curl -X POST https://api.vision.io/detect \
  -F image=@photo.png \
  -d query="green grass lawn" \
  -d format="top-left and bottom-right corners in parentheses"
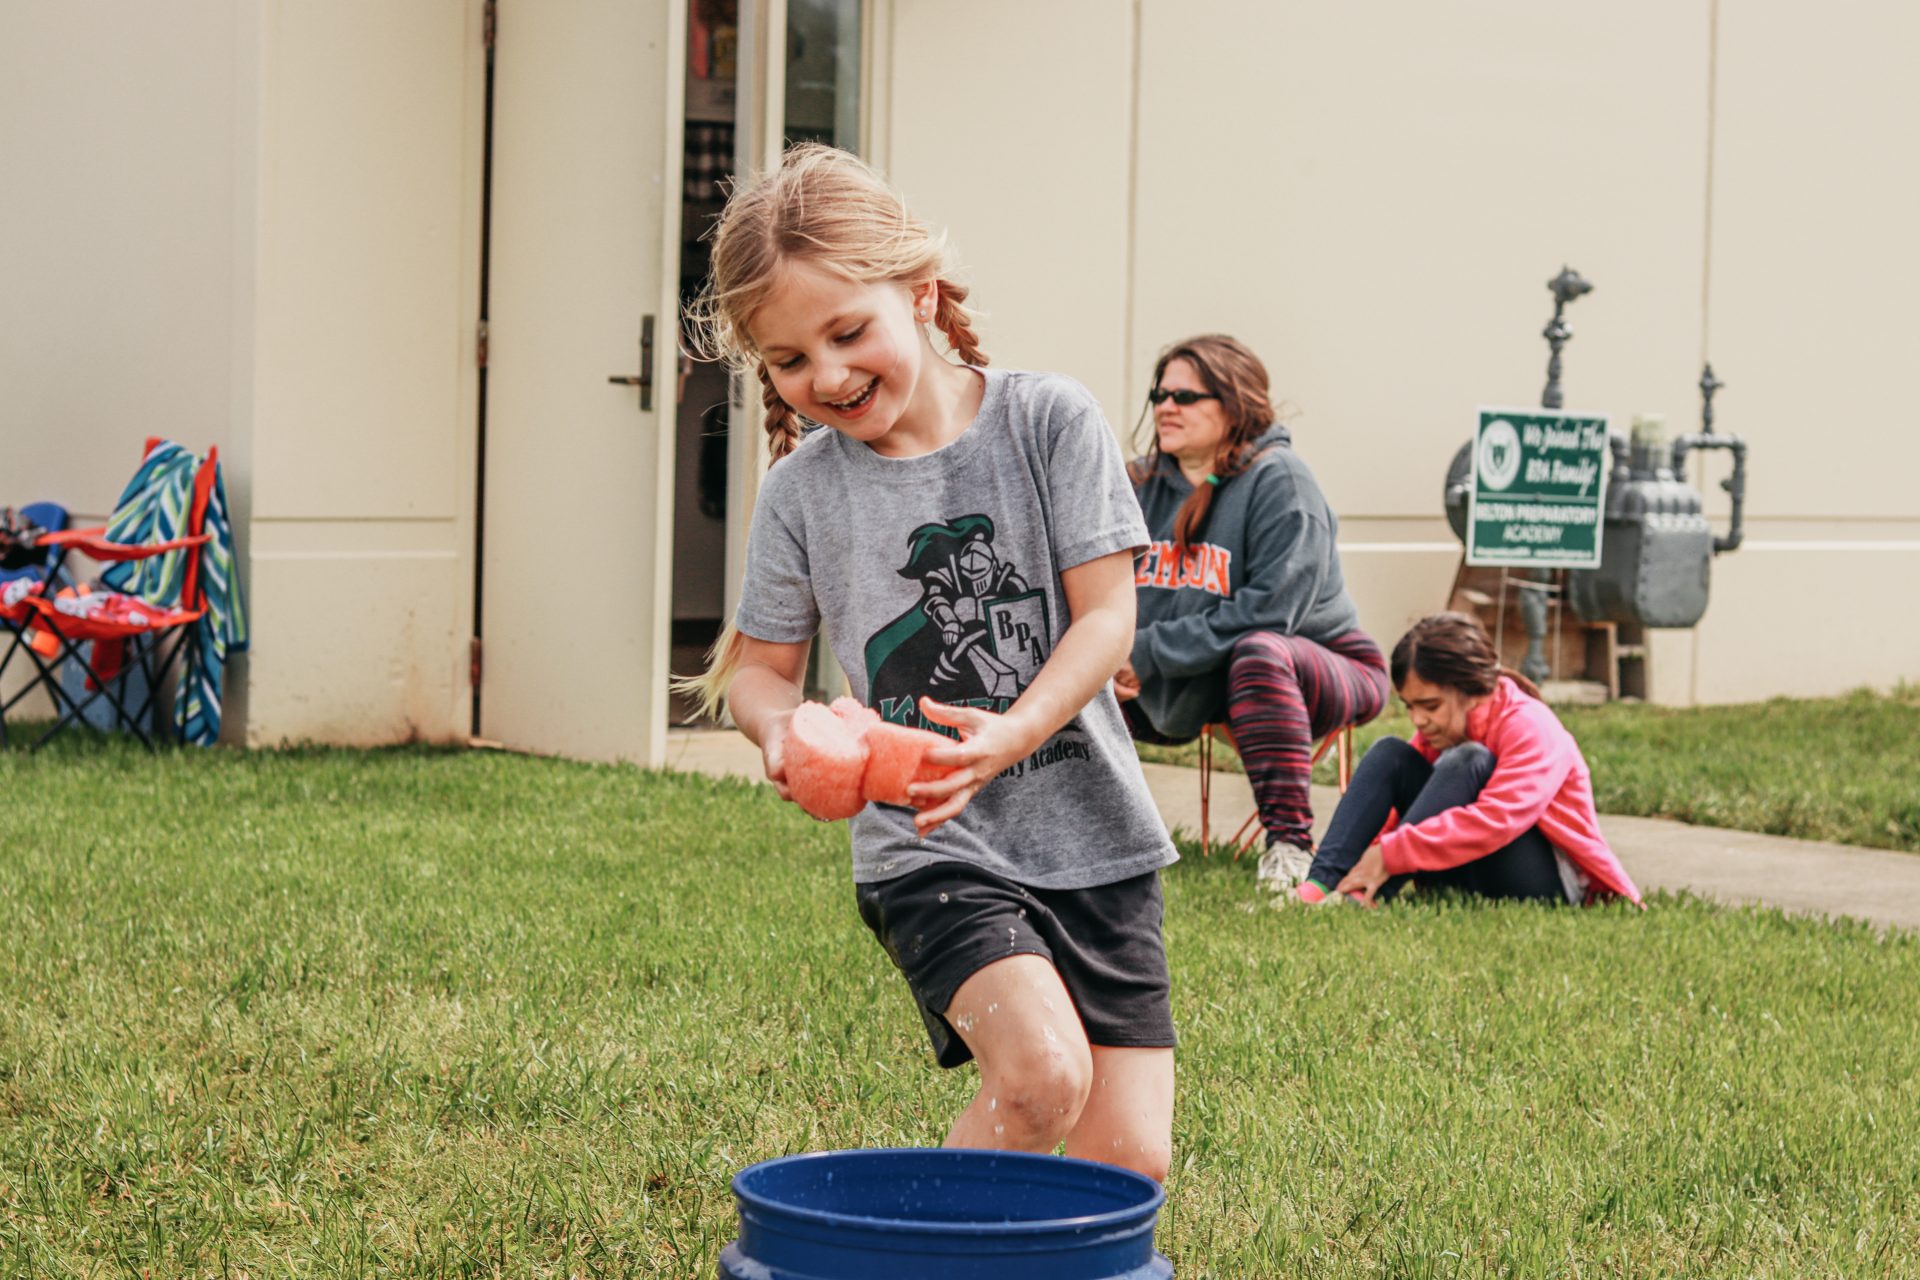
top-left (3, 742), bottom-right (1917, 1276)
top-left (1137, 686), bottom-right (1920, 854)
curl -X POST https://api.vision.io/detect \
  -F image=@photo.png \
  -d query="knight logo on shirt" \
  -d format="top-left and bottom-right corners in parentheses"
top-left (864, 514), bottom-right (1052, 725)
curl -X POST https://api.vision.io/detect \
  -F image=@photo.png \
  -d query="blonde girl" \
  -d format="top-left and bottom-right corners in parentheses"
top-left (685, 144), bottom-right (1178, 1181)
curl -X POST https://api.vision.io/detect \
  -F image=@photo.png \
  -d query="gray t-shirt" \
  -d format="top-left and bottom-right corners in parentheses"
top-left (736, 367), bottom-right (1179, 890)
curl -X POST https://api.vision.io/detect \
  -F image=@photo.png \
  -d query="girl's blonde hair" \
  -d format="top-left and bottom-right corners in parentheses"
top-left (677, 143), bottom-right (989, 720)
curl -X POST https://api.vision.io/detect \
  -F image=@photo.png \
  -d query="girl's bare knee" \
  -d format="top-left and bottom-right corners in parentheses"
top-left (988, 1048), bottom-right (1092, 1147)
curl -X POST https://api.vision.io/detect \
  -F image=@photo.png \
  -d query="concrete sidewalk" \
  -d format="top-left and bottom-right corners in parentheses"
top-left (663, 728), bottom-right (1920, 933)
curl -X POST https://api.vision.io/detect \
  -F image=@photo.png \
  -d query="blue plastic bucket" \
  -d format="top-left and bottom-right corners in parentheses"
top-left (719, 1148), bottom-right (1172, 1279)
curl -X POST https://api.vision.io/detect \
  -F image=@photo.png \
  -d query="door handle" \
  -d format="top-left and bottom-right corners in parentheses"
top-left (607, 314), bottom-right (655, 410)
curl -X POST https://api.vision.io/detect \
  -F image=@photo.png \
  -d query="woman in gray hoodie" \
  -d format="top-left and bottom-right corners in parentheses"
top-left (1117, 335), bottom-right (1389, 887)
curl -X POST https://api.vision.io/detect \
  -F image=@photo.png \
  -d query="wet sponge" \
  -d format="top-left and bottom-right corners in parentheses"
top-left (783, 699), bottom-right (953, 819)
top-left (829, 696), bottom-right (881, 735)
top-left (861, 721), bottom-right (950, 807)
top-left (784, 702), bottom-right (869, 821)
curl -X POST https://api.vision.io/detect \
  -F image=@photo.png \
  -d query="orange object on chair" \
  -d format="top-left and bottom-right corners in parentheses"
top-left (1197, 721), bottom-right (1356, 858)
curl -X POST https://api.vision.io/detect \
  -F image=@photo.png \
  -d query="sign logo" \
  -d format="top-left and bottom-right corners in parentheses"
top-left (1477, 419), bottom-right (1523, 491)
top-left (1466, 407), bottom-right (1611, 570)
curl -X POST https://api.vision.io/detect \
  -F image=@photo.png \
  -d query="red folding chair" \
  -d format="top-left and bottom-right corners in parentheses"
top-left (1197, 721), bottom-right (1355, 858)
top-left (0, 447), bottom-right (219, 751)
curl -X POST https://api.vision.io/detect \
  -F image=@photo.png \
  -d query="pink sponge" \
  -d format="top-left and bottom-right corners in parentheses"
top-left (830, 696), bottom-right (881, 734)
top-left (783, 702), bottom-right (870, 821)
top-left (862, 720), bottom-right (952, 807)
top-left (783, 698), bottom-right (956, 819)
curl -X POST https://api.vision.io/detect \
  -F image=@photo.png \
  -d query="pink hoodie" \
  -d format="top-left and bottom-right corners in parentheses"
top-left (1378, 676), bottom-right (1643, 904)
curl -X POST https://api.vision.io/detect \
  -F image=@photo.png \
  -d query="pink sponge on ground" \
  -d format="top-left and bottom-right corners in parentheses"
top-left (783, 702), bottom-right (870, 821)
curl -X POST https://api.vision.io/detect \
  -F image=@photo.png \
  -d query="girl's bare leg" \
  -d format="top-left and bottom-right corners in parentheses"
top-left (1063, 1046), bottom-right (1174, 1183)
top-left (942, 954), bottom-right (1093, 1154)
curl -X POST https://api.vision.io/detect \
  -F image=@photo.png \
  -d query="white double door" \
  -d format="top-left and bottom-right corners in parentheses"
top-left (481, 0), bottom-right (685, 763)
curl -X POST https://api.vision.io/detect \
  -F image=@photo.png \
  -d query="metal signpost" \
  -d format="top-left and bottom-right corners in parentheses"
top-left (1465, 407), bottom-right (1611, 570)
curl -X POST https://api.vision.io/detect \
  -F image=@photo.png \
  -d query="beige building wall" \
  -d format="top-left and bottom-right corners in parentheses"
top-left (874, 0), bottom-right (1917, 704)
top-left (8, 2), bottom-right (1916, 747)
top-left (2, 1), bottom-right (249, 720)
top-left (2, 0), bottom-right (483, 743)
top-left (2, 2), bottom-right (245, 515)
top-left (1131, 0), bottom-right (1711, 705)
top-left (1687, 3), bottom-right (1920, 703)
top-left (872, 0), bottom-right (1135, 424)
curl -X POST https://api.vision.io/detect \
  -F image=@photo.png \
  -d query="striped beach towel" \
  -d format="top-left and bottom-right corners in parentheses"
top-left (99, 441), bottom-right (249, 745)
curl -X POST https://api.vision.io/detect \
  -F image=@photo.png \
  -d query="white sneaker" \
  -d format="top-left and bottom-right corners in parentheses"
top-left (1255, 843), bottom-right (1314, 892)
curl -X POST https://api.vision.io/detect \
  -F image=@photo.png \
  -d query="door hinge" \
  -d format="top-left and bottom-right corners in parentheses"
top-left (469, 636), bottom-right (483, 687)
top-left (476, 320), bottom-right (489, 369)
top-left (483, 0), bottom-right (497, 51)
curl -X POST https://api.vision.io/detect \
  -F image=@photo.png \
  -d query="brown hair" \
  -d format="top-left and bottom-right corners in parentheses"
top-left (1128, 334), bottom-right (1278, 556)
top-left (1389, 612), bottom-right (1542, 700)
top-left (688, 143), bottom-right (988, 463)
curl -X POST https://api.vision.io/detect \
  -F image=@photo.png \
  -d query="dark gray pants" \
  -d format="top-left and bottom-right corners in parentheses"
top-left (1305, 738), bottom-right (1565, 903)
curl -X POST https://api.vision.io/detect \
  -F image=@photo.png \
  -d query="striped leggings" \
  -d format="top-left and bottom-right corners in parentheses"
top-left (1132, 630), bottom-right (1390, 852)
top-left (1226, 630), bottom-right (1390, 850)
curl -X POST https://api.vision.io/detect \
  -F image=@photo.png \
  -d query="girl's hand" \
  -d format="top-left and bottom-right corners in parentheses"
top-left (908, 697), bottom-right (1039, 835)
top-left (1334, 843), bottom-right (1391, 905)
top-left (1113, 660), bottom-right (1141, 703)
top-left (759, 707), bottom-right (797, 803)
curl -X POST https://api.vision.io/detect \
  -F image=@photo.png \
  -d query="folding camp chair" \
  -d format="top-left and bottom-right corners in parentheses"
top-left (0, 446), bottom-right (220, 751)
top-left (0, 503), bottom-right (72, 742)
top-left (1196, 721), bottom-right (1356, 858)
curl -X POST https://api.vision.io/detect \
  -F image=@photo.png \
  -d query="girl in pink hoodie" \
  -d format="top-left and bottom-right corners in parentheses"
top-left (1299, 613), bottom-right (1642, 907)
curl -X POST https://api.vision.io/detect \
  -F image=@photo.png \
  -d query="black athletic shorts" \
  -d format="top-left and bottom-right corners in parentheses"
top-left (855, 861), bottom-right (1176, 1069)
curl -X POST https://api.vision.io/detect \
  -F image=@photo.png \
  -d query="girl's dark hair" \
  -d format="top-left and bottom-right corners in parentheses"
top-left (1390, 612), bottom-right (1542, 700)
top-left (1128, 334), bottom-right (1277, 556)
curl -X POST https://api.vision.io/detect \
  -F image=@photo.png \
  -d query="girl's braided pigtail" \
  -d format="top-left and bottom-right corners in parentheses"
top-left (932, 279), bottom-right (989, 368)
top-left (756, 363), bottom-right (805, 462)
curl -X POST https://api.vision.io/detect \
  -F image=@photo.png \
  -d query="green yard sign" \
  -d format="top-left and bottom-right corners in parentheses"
top-left (1466, 407), bottom-right (1611, 568)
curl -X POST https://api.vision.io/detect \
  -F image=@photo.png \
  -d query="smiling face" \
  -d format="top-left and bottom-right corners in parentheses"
top-left (1153, 356), bottom-right (1231, 471)
top-left (1397, 672), bottom-right (1479, 751)
top-left (747, 258), bottom-right (936, 454)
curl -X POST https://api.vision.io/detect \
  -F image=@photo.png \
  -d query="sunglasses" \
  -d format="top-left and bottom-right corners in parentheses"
top-left (1147, 388), bottom-right (1219, 406)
